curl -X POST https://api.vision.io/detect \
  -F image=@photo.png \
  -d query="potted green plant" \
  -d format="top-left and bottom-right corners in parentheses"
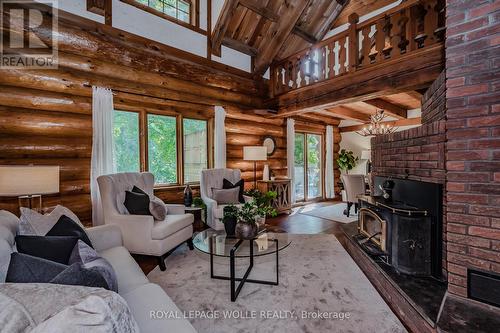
top-left (192, 197), bottom-right (207, 223)
top-left (337, 149), bottom-right (359, 174)
top-left (235, 202), bottom-right (260, 240)
top-left (244, 189), bottom-right (278, 225)
top-left (222, 204), bottom-right (239, 236)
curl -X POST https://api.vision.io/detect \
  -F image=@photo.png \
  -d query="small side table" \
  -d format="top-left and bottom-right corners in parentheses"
top-left (185, 206), bottom-right (205, 231)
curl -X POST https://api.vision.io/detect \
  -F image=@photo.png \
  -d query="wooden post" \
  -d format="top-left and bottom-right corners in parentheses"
top-left (348, 13), bottom-right (359, 72)
top-left (104, 0), bottom-right (112, 26)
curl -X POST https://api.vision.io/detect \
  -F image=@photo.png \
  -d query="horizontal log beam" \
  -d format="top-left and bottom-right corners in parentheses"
top-left (321, 107), bottom-right (371, 122)
top-left (222, 37), bottom-right (258, 57)
top-left (339, 117), bottom-right (422, 132)
top-left (363, 98), bottom-right (407, 119)
top-left (292, 26), bottom-right (318, 44)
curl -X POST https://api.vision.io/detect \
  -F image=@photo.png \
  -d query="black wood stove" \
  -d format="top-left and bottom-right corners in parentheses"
top-left (355, 177), bottom-right (443, 279)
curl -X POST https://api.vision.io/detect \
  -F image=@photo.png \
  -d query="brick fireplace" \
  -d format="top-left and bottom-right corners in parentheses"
top-left (372, 0), bottom-right (499, 314)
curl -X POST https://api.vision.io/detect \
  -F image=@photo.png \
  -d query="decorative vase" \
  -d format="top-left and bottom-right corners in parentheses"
top-left (263, 164), bottom-right (270, 181)
top-left (235, 221), bottom-right (259, 240)
top-left (224, 217), bottom-right (237, 236)
top-left (184, 184), bottom-right (193, 207)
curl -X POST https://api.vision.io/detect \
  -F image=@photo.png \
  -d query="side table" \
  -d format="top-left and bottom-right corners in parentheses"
top-left (185, 206), bottom-right (205, 231)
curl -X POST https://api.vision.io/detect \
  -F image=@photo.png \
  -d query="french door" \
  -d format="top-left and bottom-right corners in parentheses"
top-left (294, 132), bottom-right (323, 202)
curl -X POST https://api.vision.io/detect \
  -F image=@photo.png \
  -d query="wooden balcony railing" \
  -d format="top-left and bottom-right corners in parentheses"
top-left (270, 0), bottom-right (445, 96)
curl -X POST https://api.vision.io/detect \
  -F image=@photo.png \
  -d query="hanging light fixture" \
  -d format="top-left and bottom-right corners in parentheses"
top-left (356, 110), bottom-right (398, 137)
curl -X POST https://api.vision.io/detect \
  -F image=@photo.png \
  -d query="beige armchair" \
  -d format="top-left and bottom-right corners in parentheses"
top-left (97, 172), bottom-right (194, 271)
top-left (200, 168), bottom-right (244, 230)
top-left (341, 174), bottom-right (366, 217)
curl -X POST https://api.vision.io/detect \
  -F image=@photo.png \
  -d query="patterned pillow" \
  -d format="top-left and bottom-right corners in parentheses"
top-left (212, 187), bottom-right (240, 204)
top-left (149, 197), bottom-right (167, 221)
top-left (19, 205), bottom-right (84, 236)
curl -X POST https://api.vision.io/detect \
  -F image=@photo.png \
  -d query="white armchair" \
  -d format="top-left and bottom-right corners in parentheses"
top-left (200, 168), bottom-right (244, 231)
top-left (341, 174), bottom-right (366, 217)
top-left (97, 172), bottom-right (194, 271)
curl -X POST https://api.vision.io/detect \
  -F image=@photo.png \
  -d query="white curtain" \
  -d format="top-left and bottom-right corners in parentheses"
top-left (325, 125), bottom-right (335, 199)
top-left (286, 118), bottom-right (296, 204)
top-left (91, 86), bottom-right (115, 226)
top-left (214, 106), bottom-right (226, 169)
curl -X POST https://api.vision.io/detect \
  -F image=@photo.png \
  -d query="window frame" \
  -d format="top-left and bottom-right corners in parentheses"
top-left (120, 0), bottom-right (205, 35)
top-left (113, 109), bottom-right (213, 188)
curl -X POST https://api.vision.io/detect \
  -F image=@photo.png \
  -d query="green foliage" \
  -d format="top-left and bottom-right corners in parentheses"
top-left (192, 197), bottom-right (207, 222)
top-left (294, 134), bottom-right (305, 166)
top-left (222, 204), bottom-right (239, 224)
top-left (147, 114), bottom-right (177, 184)
top-left (238, 202), bottom-right (259, 224)
top-left (113, 111), bottom-right (140, 173)
top-left (337, 149), bottom-right (359, 173)
top-left (243, 189), bottom-right (278, 218)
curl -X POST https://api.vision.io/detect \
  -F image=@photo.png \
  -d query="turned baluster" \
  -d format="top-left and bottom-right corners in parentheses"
top-left (283, 62), bottom-right (291, 91)
top-left (361, 26), bottom-right (371, 67)
top-left (389, 11), bottom-right (402, 59)
top-left (338, 37), bottom-right (347, 75)
top-left (398, 9), bottom-right (410, 55)
top-left (291, 57), bottom-right (298, 89)
top-left (318, 46), bottom-right (326, 81)
top-left (382, 17), bottom-right (394, 59)
top-left (328, 42), bottom-right (335, 78)
top-left (376, 19), bottom-right (386, 63)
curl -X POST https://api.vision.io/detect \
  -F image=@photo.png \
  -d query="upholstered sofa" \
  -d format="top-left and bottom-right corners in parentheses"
top-left (0, 210), bottom-right (197, 333)
top-left (97, 172), bottom-right (194, 270)
top-left (200, 168), bottom-right (245, 230)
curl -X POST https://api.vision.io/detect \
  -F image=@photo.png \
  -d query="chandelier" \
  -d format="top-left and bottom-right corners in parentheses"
top-left (356, 110), bottom-right (397, 137)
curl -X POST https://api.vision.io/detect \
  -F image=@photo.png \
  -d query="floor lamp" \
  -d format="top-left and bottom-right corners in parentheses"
top-left (0, 165), bottom-right (60, 212)
top-left (243, 146), bottom-right (268, 189)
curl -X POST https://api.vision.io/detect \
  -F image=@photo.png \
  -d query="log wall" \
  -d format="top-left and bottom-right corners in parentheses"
top-left (0, 5), bottom-right (340, 226)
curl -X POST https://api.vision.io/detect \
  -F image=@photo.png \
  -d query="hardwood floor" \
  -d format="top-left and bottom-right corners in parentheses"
top-left (135, 200), bottom-right (346, 274)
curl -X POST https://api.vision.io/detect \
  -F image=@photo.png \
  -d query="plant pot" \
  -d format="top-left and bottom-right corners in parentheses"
top-left (224, 217), bottom-right (237, 236)
top-left (235, 221), bottom-right (259, 240)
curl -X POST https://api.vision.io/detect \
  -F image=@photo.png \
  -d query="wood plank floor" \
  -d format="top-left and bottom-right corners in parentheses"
top-left (134, 200), bottom-right (345, 274)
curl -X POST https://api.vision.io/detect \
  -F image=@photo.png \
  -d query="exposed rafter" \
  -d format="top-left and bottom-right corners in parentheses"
top-left (253, 0), bottom-right (312, 75)
top-left (239, 0), bottom-right (279, 22)
top-left (340, 117), bottom-right (422, 132)
top-left (222, 37), bottom-right (258, 57)
top-left (363, 98), bottom-right (408, 119)
top-left (211, 0), bottom-right (240, 57)
top-left (292, 26), bottom-right (318, 44)
top-left (314, 0), bottom-right (349, 41)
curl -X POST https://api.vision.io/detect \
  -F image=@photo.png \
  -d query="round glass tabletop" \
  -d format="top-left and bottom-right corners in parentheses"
top-left (193, 229), bottom-right (291, 258)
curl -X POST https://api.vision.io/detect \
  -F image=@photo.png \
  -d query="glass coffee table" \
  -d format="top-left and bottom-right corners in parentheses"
top-left (193, 229), bottom-right (291, 301)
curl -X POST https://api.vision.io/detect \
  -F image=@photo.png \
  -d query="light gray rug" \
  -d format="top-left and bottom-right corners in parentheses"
top-left (147, 234), bottom-right (405, 333)
top-left (300, 203), bottom-right (358, 223)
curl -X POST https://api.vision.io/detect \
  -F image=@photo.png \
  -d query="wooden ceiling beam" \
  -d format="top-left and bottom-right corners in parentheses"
top-left (321, 106), bottom-right (371, 122)
top-left (253, 0), bottom-right (312, 75)
top-left (363, 98), bottom-right (407, 119)
top-left (222, 37), bottom-right (258, 57)
top-left (239, 0), bottom-right (278, 22)
top-left (292, 26), bottom-right (318, 44)
top-left (211, 0), bottom-right (240, 57)
top-left (314, 0), bottom-right (349, 41)
top-left (294, 112), bottom-right (341, 125)
top-left (339, 117), bottom-right (422, 133)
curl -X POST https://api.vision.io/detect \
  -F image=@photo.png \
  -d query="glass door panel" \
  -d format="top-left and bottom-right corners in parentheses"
top-left (294, 133), bottom-right (305, 201)
top-left (307, 134), bottom-right (322, 199)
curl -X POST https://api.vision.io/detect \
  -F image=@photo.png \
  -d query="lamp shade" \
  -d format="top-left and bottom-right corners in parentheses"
top-left (243, 146), bottom-right (267, 161)
top-left (0, 166), bottom-right (60, 196)
top-left (361, 150), bottom-right (372, 160)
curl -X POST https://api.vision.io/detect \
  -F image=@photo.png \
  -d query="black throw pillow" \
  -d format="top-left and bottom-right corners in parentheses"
top-left (124, 190), bottom-right (151, 216)
top-left (223, 178), bottom-right (245, 203)
top-left (50, 262), bottom-right (110, 290)
top-left (6, 252), bottom-right (68, 283)
top-left (46, 215), bottom-right (93, 248)
top-left (132, 186), bottom-right (148, 195)
top-left (15, 235), bottom-right (78, 264)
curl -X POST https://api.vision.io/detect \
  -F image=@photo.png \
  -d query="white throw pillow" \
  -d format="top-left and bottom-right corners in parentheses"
top-left (19, 205), bottom-right (84, 236)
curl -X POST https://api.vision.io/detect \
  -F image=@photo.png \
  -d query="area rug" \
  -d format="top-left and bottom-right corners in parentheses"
top-left (300, 203), bottom-right (358, 223)
top-left (147, 234), bottom-right (406, 333)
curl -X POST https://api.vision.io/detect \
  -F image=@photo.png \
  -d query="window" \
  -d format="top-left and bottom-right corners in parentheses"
top-left (113, 111), bottom-right (140, 173)
top-left (134, 0), bottom-right (191, 24)
top-left (183, 118), bottom-right (208, 183)
top-left (113, 110), bottom-right (210, 186)
top-left (294, 132), bottom-right (323, 201)
top-left (148, 114), bottom-right (178, 185)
